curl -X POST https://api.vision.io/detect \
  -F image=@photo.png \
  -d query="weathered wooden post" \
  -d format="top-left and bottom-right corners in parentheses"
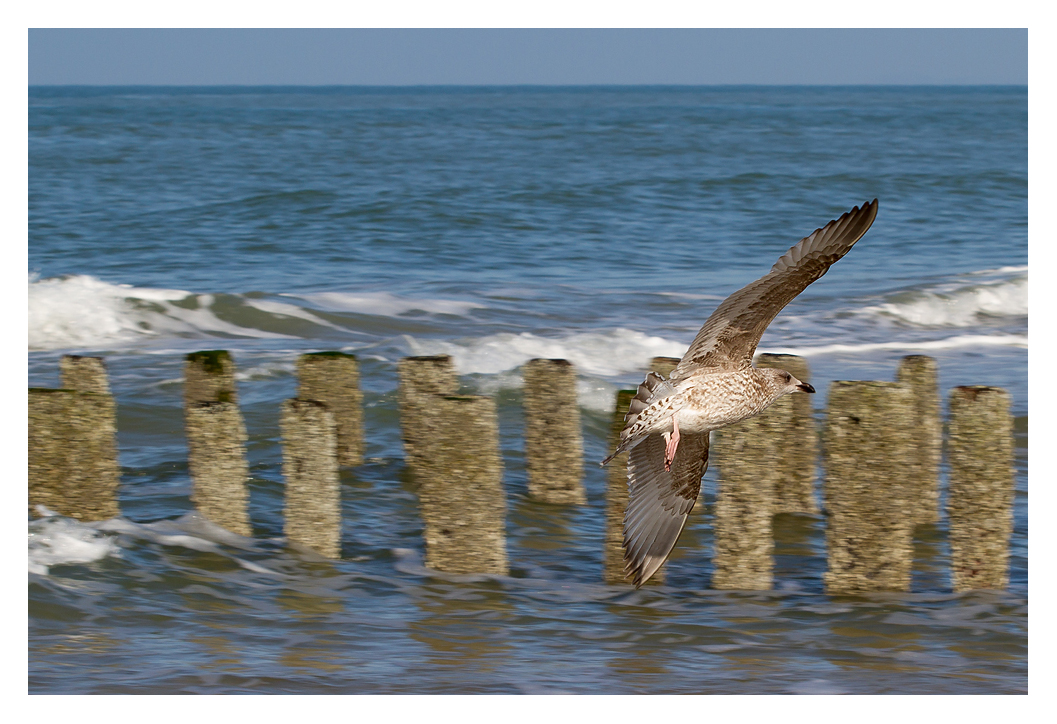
top-left (896, 355), bottom-right (941, 525)
top-left (280, 399), bottom-right (341, 558)
top-left (60, 355), bottom-right (111, 395)
top-left (947, 386), bottom-right (1015, 591)
top-left (823, 381), bottom-right (917, 593)
top-left (415, 394), bottom-right (508, 574)
top-left (604, 389), bottom-right (666, 585)
top-left (29, 388), bottom-right (120, 521)
top-left (649, 356), bottom-right (680, 378)
top-left (184, 350), bottom-right (239, 406)
top-left (522, 358), bottom-right (585, 504)
top-left (397, 355), bottom-right (458, 477)
top-left (296, 352), bottom-right (363, 467)
top-left (706, 354), bottom-right (816, 590)
top-left (183, 351), bottom-right (251, 536)
top-left (756, 353), bottom-right (819, 515)
top-left (711, 410), bottom-right (779, 589)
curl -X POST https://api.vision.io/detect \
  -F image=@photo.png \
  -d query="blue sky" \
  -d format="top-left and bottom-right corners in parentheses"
top-left (28, 28), bottom-right (1027, 86)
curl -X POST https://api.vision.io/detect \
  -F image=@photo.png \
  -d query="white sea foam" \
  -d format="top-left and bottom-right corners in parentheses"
top-left (234, 359), bottom-right (298, 381)
top-left (96, 511), bottom-right (256, 551)
top-left (29, 274), bottom-right (185, 350)
top-left (969, 265), bottom-right (1028, 276)
top-left (576, 378), bottom-right (623, 413)
top-left (857, 270), bottom-right (1026, 328)
top-left (462, 367), bottom-right (621, 413)
top-left (242, 298), bottom-right (345, 330)
top-left (29, 510), bottom-right (281, 578)
top-left (28, 274), bottom-right (294, 351)
top-left (295, 290), bottom-right (485, 317)
top-left (28, 509), bottom-right (120, 575)
top-left (403, 323), bottom-right (1027, 409)
top-left (762, 333), bottom-right (1028, 358)
top-left (405, 328), bottom-right (687, 378)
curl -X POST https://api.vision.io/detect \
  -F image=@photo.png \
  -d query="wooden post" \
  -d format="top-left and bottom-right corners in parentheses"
top-left (756, 353), bottom-right (819, 515)
top-left (29, 389), bottom-right (120, 521)
top-left (184, 350), bottom-right (239, 406)
top-left (397, 355), bottom-right (458, 477)
top-left (896, 355), bottom-right (941, 525)
top-left (711, 412), bottom-right (778, 589)
top-left (416, 395), bottom-right (508, 574)
top-left (823, 381), bottom-right (916, 593)
top-left (649, 356), bottom-right (680, 378)
top-left (522, 358), bottom-right (585, 504)
top-left (183, 351), bottom-right (250, 536)
top-left (281, 399), bottom-right (341, 558)
top-left (297, 352), bottom-right (364, 467)
top-left (947, 386), bottom-right (1015, 591)
top-left (185, 402), bottom-right (251, 536)
top-left (60, 355), bottom-right (111, 395)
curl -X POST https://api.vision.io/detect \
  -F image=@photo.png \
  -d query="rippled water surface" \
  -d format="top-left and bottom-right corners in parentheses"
top-left (29, 86), bottom-right (1027, 693)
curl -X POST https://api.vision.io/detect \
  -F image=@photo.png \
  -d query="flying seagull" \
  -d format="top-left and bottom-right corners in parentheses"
top-left (601, 199), bottom-right (879, 587)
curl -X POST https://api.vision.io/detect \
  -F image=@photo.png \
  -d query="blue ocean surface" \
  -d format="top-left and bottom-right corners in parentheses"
top-left (28, 86), bottom-right (1027, 693)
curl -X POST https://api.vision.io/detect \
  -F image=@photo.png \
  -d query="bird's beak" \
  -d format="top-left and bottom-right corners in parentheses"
top-left (797, 382), bottom-right (816, 394)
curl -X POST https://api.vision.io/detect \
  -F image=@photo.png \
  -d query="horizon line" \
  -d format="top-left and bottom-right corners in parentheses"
top-left (29, 82), bottom-right (1029, 89)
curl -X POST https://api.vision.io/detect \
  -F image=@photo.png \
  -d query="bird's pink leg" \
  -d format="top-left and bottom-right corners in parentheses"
top-left (663, 417), bottom-right (681, 472)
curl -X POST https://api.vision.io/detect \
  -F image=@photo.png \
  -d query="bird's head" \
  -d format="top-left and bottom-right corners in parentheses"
top-left (760, 367), bottom-right (815, 397)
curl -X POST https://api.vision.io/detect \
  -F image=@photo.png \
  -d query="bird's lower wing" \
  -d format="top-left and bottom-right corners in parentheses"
top-left (623, 430), bottom-right (710, 587)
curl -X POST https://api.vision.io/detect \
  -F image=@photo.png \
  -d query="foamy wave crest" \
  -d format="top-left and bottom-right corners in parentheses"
top-left (30, 509), bottom-right (280, 577)
top-left (405, 328), bottom-right (688, 377)
top-left (463, 368), bottom-right (621, 413)
top-left (29, 508), bottom-right (120, 575)
top-left (763, 333), bottom-right (1028, 358)
top-left (858, 270), bottom-right (1026, 328)
top-left (28, 274), bottom-right (294, 351)
top-left (295, 291), bottom-right (485, 317)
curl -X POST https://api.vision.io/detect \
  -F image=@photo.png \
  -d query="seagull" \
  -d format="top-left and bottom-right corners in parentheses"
top-left (601, 200), bottom-right (879, 587)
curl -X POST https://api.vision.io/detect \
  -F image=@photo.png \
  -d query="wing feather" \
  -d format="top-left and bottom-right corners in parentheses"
top-left (622, 431), bottom-right (709, 587)
top-left (674, 200), bottom-right (878, 374)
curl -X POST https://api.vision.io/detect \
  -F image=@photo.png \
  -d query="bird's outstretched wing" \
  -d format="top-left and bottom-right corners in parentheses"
top-left (623, 429), bottom-right (709, 587)
top-left (673, 200), bottom-right (878, 376)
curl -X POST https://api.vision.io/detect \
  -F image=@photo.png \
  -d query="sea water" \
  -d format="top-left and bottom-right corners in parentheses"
top-left (28, 86), bottom-right (1027, 693)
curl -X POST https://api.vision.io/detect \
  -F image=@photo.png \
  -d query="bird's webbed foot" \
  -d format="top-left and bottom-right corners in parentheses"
top-left (662, 418), bottom-right (681, 472)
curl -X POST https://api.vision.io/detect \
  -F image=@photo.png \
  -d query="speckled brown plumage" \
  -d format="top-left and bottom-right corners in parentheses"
top-left (602, 200), bottom-right (879, 587)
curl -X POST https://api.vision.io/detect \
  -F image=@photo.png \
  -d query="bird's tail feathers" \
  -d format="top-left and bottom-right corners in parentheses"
top-left (599, 372), bottom-right (675, 467)
top-left (626, 372), bottom-right (674, 424)
top-left (600, 372), bottom-right (674, 467)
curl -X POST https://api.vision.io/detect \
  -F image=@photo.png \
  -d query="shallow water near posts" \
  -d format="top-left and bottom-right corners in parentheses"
top-left (29, 86), bottom-right (1026, 693)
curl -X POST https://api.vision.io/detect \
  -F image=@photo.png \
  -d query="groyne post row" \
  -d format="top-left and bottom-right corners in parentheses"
top-left (820, 357), bottom-right (951, 594)
top-left (28, 352), bottom-right (1015, 592)
top-left (185, 351), bottom-right (364, 554)
top-left (604, 354), bottom-right (1013, 592)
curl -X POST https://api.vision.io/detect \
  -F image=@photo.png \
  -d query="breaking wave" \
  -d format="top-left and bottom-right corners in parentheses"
top-left (857, 266), bottom-right (1026, 328)
top-left (28, 274), bottom-right (488, 351)
top-left (404, 328), bottom-right (687, 378)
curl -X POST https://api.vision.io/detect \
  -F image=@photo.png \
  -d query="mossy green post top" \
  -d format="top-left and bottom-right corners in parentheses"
top-left (186, 350), bottom-right (232, 374)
